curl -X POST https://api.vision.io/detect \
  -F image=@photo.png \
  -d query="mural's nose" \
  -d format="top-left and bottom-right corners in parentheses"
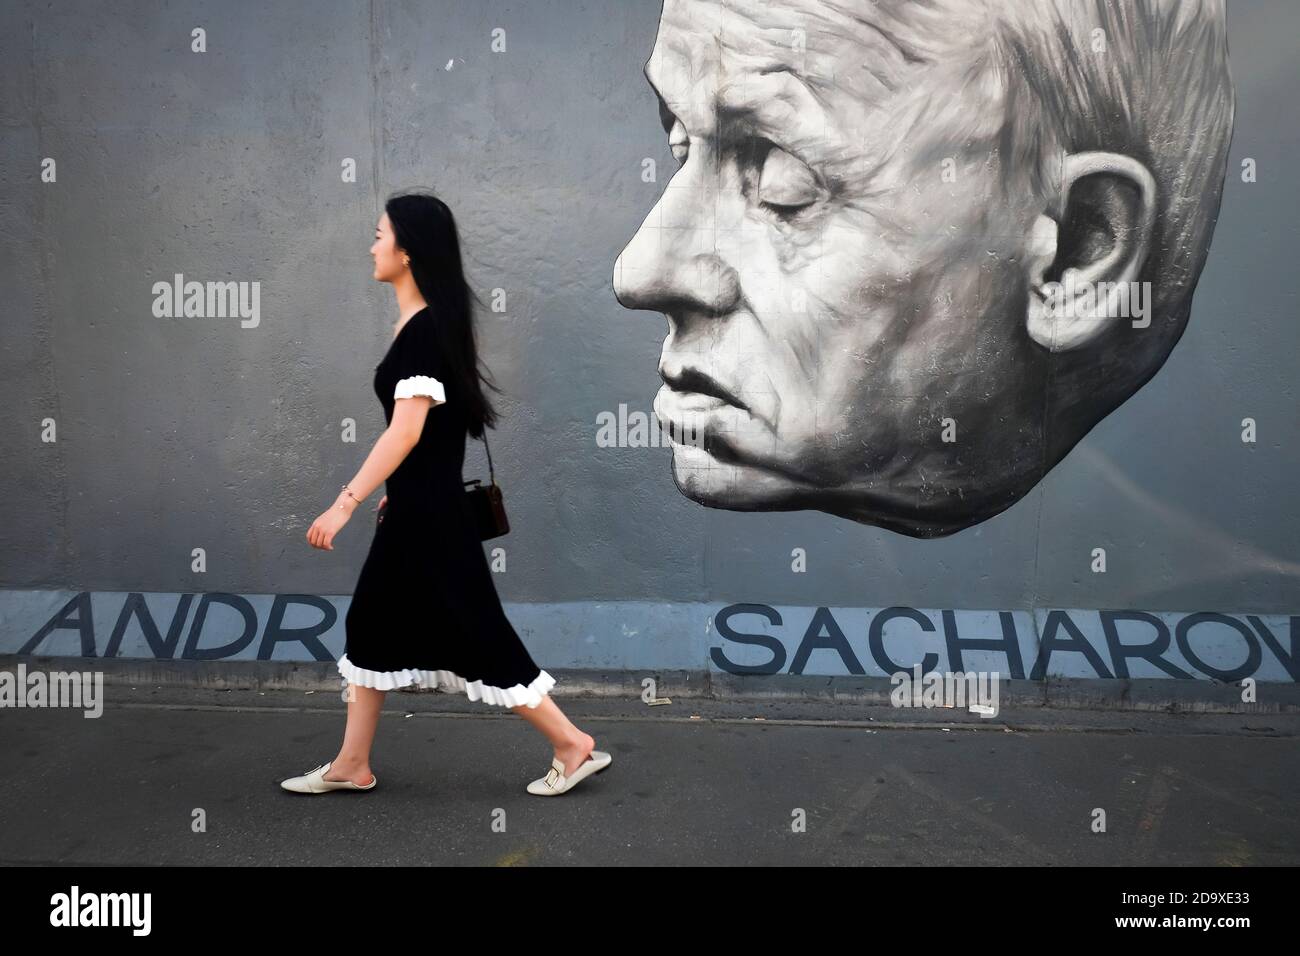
top-left (612, 226), bottom-right (664, 313)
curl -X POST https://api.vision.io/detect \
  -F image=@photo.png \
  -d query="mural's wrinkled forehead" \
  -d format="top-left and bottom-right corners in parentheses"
top-left (649, 0), bottom-right (989, 106)
top-left (654, 0), bottom-right (990, 59)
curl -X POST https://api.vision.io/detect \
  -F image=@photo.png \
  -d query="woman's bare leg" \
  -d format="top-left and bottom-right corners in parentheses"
top-left (323, 683), bottom-right (384, 785)
top-left (512, 695), bottom-right (595, 775)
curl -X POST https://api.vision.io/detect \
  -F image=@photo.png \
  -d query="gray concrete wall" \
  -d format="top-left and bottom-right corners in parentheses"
top-left (1, 1), bottom-right (1296, 685)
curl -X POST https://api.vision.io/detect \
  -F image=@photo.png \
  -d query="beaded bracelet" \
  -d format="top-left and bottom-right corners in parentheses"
top-left (337, 483), bottom-right (362, 511)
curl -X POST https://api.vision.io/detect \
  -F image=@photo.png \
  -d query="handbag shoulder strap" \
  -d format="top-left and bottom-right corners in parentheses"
top-left (480, 428), bottom-right (496, 484)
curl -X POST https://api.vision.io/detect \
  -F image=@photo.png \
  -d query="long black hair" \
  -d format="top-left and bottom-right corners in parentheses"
top-left (385, 188), bottom-right (501, 438)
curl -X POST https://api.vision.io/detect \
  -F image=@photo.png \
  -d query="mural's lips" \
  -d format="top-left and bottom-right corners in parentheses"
top-left (664, 389), bottom-right (729, 412)
top-left (660, 365), bottom-right (748, 412)
top-left (654, 382), bottom-right (751, 449)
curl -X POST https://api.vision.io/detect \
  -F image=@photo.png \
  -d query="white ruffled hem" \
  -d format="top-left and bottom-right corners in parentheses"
top-left (336, 653), bottom-right (555, 709)
top-left (394, 375), bottom-right (446, 403)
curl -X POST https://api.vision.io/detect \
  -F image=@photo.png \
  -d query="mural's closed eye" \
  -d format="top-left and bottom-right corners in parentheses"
top-left (756, 142), bottom-right (820, 214)
top-left (661, 109), bottom-right (820, 218)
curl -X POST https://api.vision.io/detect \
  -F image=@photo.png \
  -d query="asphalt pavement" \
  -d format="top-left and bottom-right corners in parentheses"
top-left (1, 683), bottom-right (1297, 866)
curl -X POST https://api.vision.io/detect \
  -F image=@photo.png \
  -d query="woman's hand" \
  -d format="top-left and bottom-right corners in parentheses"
top-left (307, 497), bottom-right (354, 550)
top-left (376, 494), bottom-right (388, 512)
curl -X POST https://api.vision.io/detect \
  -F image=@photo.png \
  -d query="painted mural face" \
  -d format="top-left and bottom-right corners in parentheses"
top-left (612, 0), bottom-right (1234, 537)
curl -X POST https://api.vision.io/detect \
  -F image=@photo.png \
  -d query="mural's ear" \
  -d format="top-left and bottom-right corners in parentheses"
top-left (1026, 151), bottom-right (1157, 352)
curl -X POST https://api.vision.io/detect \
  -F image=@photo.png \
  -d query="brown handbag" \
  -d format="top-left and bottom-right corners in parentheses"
top-left (463, 430), bottom-right (509, 540)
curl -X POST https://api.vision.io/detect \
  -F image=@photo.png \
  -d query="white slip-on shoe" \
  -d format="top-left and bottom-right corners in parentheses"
top-left (526, 749), bottom-right (612, 796)
top-left (279, 761), bottom-right (377, 794)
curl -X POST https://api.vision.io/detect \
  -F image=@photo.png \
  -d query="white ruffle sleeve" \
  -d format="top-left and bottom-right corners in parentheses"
top-left (394, 375), bottom-right (446, 404)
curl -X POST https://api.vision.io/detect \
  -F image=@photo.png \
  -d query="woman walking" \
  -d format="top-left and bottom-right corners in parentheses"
top-left (281, 189), bottom-right (610, 797)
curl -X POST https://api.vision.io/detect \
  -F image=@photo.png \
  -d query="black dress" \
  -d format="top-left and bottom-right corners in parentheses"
top-left (338, 305), bottom-right (555, 708)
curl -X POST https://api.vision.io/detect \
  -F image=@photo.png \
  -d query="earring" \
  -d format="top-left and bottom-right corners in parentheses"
top-left (401, 254), bottom-right (410, 267)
